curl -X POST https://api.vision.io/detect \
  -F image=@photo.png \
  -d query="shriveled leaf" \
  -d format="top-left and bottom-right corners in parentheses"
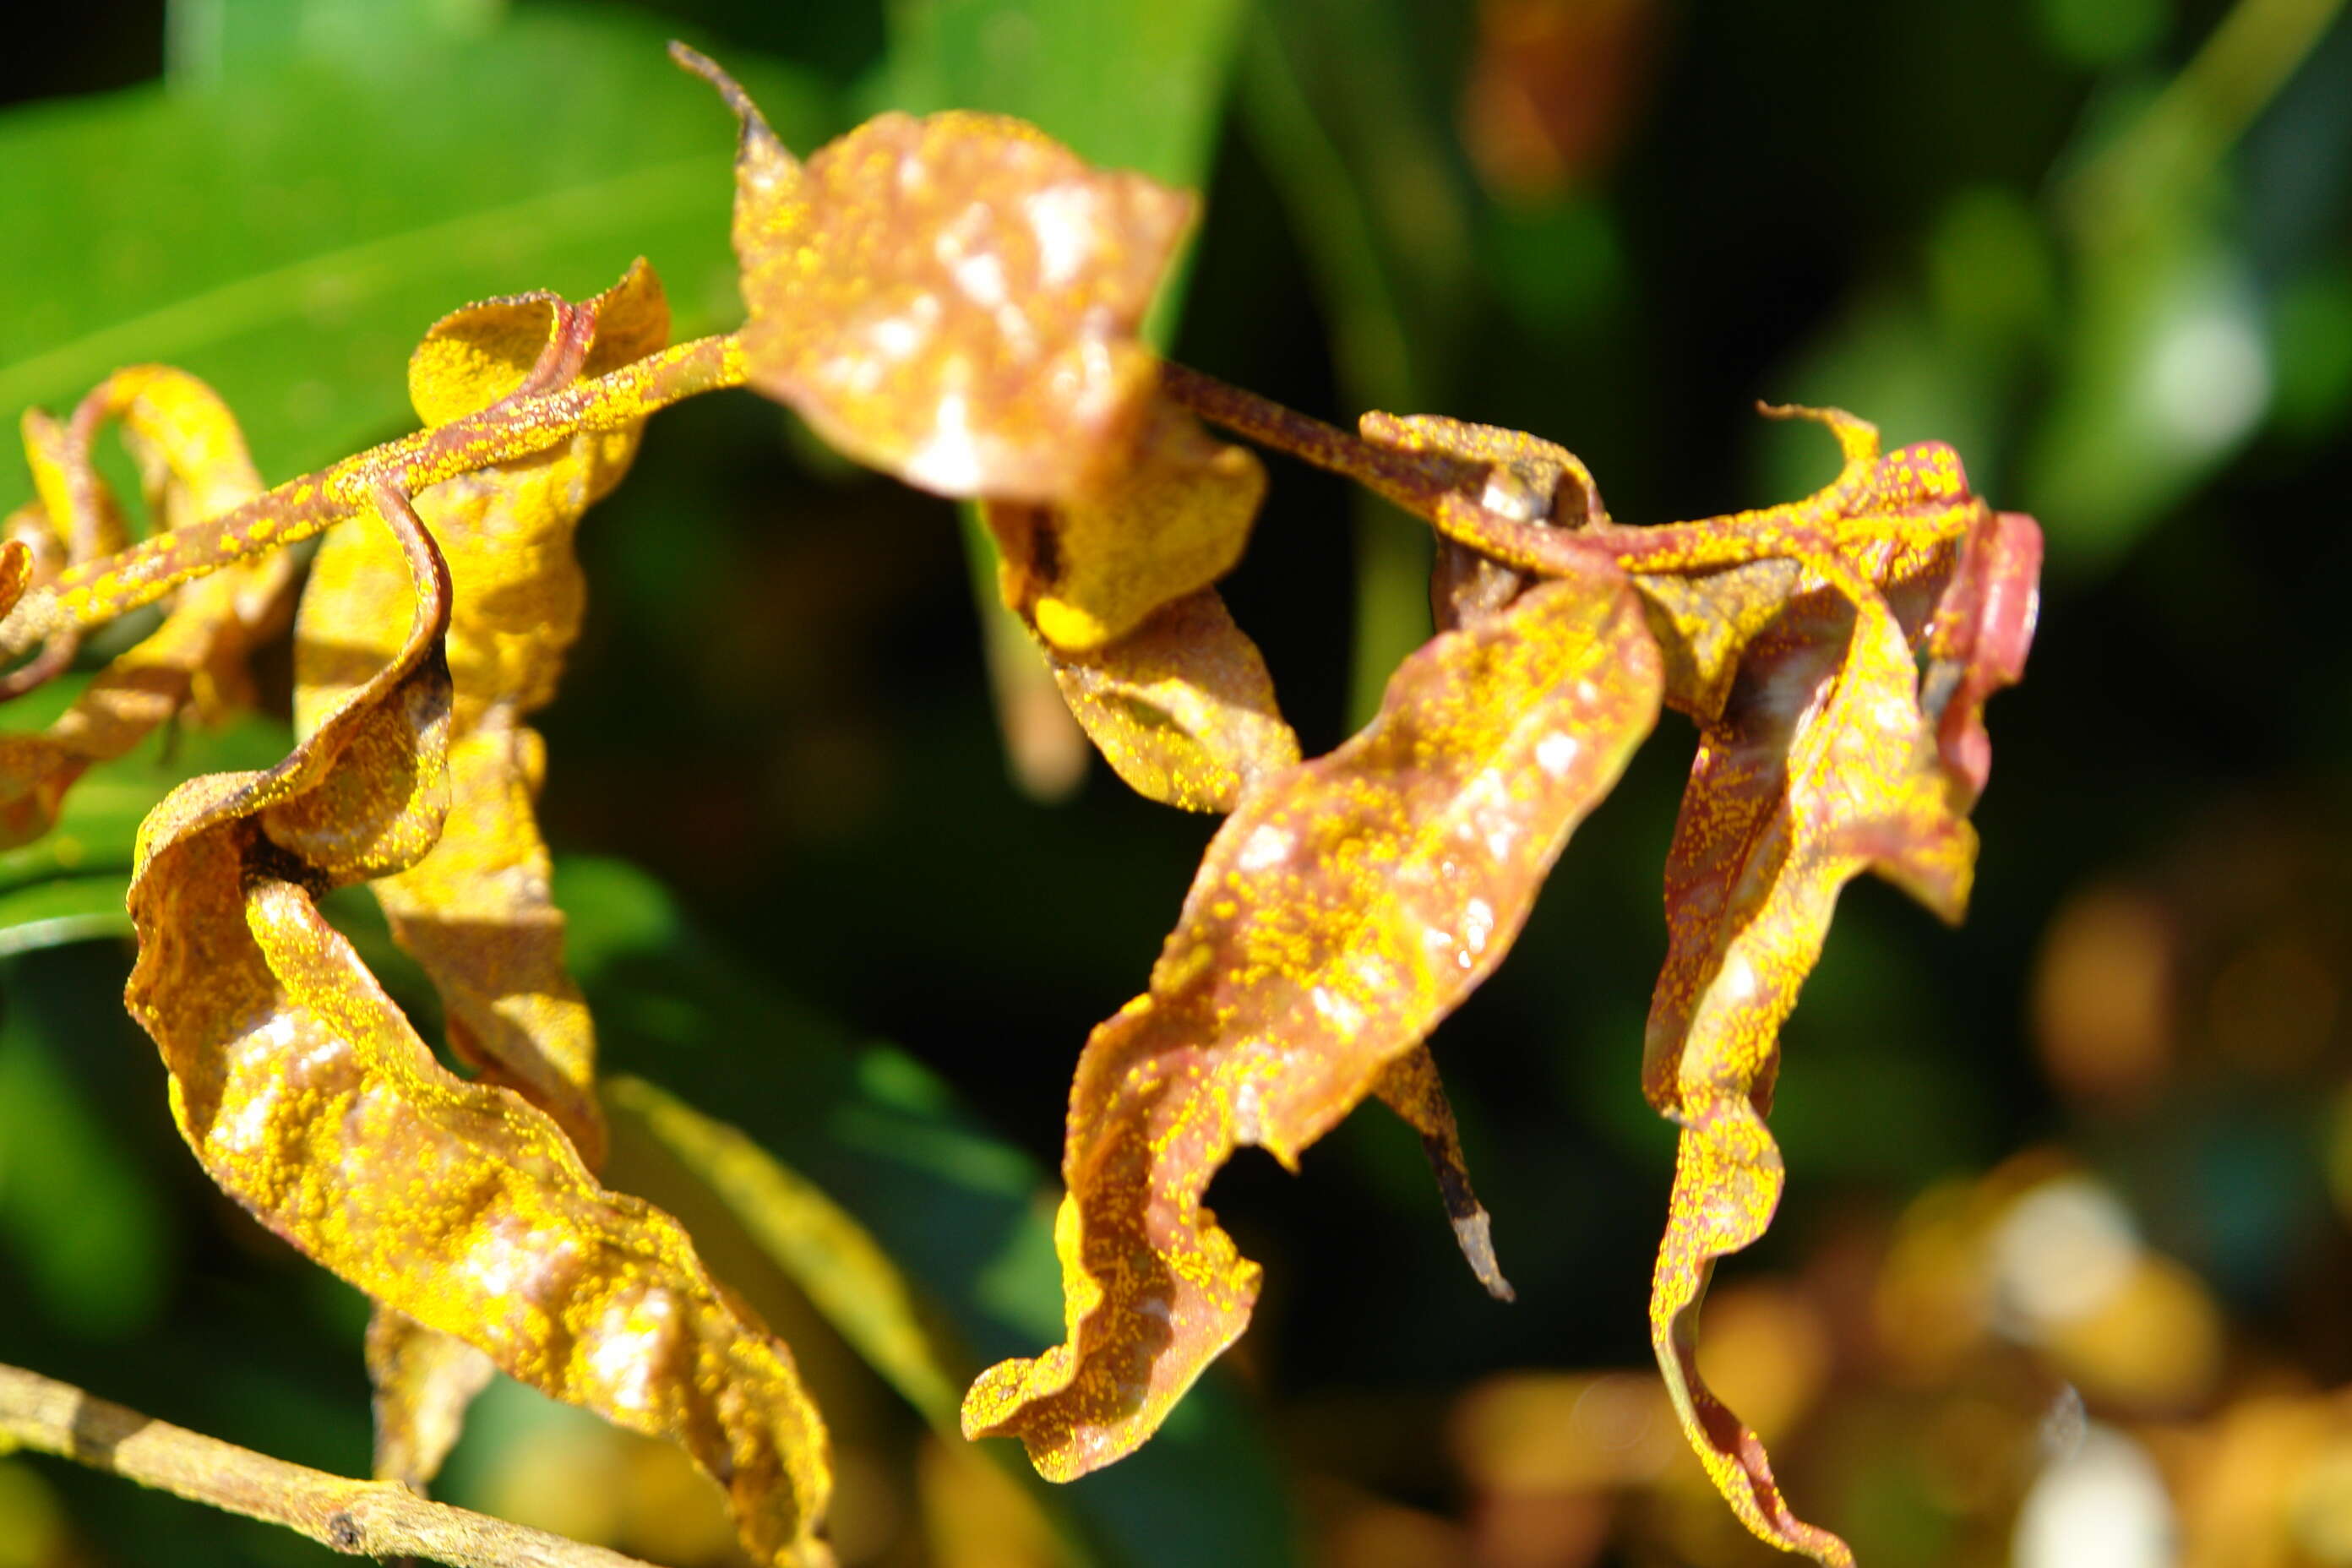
top-left (1040, 588), bottom-right (1298, 812)
top-left (0, 539), bottom-right (29, 621)
top-left (0, 368), bottom-right (291, 846)
top-left (987, 398), bottom-right (1266, 652)
top-left (607, 1074), bottom-right (970, 1435)
top-left (1631, 560), bottom-right (1804, 722)
top-left (294, 262), bottom-right (667, 1481)
top-left (1642, 585), bottom-right (1975, 1568)
top-left (964, 559), bottom-right (1661, 1478)
top-left (126, 488), bottom-right (833, 1566)
top-left (297, 260), bottom-right (666, 1164)
top-left (681, 46), bottom-right (1193, 504)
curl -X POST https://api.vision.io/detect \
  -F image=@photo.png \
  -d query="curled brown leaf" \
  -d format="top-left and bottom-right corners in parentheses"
top-left (293, 262), bottom-right (670, 1483)
top-left (128, 485), bottom-right (832, 1565)
top-left (682, 45), bottom-right (1192, 505)
top-left (964, 558), bottom-right (1661, 1479)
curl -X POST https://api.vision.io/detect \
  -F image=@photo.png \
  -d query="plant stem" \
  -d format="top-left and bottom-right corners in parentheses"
top-left (1160, 361), bottom-right (1457, 518)
top-left (2, 334), bottom-right (744, 656)
top-left (0, 1362), bottom-right (659, 1568)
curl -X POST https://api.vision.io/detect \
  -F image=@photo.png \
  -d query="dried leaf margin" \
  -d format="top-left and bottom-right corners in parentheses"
top-left (125, 485), bottom-right (835, 1567)
top-left (964, 559), bottom-right (1662, 1479)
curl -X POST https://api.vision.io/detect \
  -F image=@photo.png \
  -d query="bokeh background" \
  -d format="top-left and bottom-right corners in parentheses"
top-left (5, 1), bottom-right (2352, 1564)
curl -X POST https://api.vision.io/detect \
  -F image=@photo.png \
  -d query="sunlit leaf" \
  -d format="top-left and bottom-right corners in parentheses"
top-left (1920, 505), bottom-right (2043, 804)
top-left (0, 12), bottom-right (833, 504)
top-left (291, 260), bottom-right (668, 1484)
top-left (988, 396), bottom-right (1265, 652)
top-left (297, 261), bottom-right (665, 1162)
top-left (1037, 589), bottom-right (1298, 812)
top-left (964, 558), bottom-right (1660, 1478)
top-left (0, 368), bottom-right (291, 846)
top-left (125, 488), bottom-right (833, 1566)
top-left (682, 46), bottom-right (1192, 506)
top-left (1642, 584), bottom-right (1975, 1568)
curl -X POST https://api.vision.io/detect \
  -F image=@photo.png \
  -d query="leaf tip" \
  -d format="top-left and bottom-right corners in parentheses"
top-left (670, 41), bottom-right (792, 173)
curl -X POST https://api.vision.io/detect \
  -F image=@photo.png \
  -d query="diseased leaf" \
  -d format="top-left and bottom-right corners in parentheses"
top-left (986, 396), bottom-right (1266, 653)
top-left (0, 368), bottom-right (293, 846)
top-left (1642, 586), bottom-right (1976, 1568)
top-left (293, 261), bottom-right (667, 1484)
top-left (1039, 589), bottom-right (1298, 813)
top-left (963, 558), bottom-right (1661, 1479)
top-left (125, 487), bottom-right (833, 1566)
top-left (296, 261), bottom-right (665, 1162)
top-left (1631, 560), bottom-right (1805, 722)
top-left (683, 46), bottom-right (1193, 504)
top-left (1356, 409), bottom-right (1601, 635)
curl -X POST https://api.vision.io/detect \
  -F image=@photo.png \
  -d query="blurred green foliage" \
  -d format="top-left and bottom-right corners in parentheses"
top-left (3, 0), bottom-right (2351, 1564)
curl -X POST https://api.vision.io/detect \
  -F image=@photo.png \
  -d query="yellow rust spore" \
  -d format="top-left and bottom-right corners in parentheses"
top-left (964, 560), bottom-right (1662, 1478)
top-left (124, 482), bottom-right (833, 1566)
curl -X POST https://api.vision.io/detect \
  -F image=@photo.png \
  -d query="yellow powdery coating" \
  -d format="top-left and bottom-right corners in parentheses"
top-left (1042, 589), bottom-right (1298, 813)
top-left (125, 488), bottom-right (834, 1566)
top-left (1642, 585), bottom-right (1975, 1568)
top-left (293, 263), bottom-right (664, 1163)
top-left (693, 47), bottom-right (1192, 503)
top-left (0, 368), bottom-right (293, 846)
top-left (294, 264), bottom-right (667, 1488)
top-left (963, 561), bottom-right (1663, 1479)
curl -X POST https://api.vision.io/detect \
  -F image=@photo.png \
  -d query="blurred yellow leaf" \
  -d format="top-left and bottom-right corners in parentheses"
top-left (125, 487), bottom-right (834, 1566)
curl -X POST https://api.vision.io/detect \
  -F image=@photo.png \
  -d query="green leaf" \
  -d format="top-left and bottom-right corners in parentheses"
top-left (553, 854), bottom-right (1301, 1568)
top-left (0, 876), bottom-right (133, 956)
top-left (1236, 0), bottom-right (1477, 726)
top-left (602, 1073), bottom-right (969, 1435)
top-left (166, 0), bottom-right (506, 90)
top-left (0, 7), bottom-right (834, 503)
top-left (883, 0), bottom-right (1246, 188)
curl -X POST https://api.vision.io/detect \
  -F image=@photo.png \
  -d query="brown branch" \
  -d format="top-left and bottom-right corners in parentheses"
top-left (0, 1362), bottom-right (660, 1568)
top-left (0, 333), bottom-right (746, 663)
top-left (1159, 360), bottom-right (1460, 517)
